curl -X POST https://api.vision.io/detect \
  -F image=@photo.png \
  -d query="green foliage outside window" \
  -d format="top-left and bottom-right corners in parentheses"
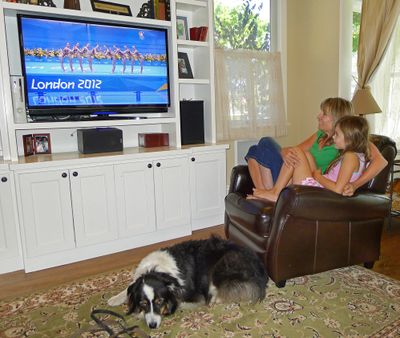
top-left (214, 0), bottom-right (270, 51)
top-left (353, 12), bottom-right (361, 53)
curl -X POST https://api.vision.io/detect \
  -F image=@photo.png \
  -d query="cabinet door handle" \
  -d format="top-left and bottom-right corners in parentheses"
top-left (147, 163), bottom-right (152, 168)
top-left (156, 162), bottom-right (161, 167)
top-left (73, 171), bottom-right (79, 177)
top-left (1, 177), bottom-right (7, 182)
top-left (191, 157), bottom-right (195, 162)
top-left (61, 172), bottom-right (67, 178)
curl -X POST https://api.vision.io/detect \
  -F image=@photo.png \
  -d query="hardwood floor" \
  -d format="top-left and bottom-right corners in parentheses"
top-left (1, 221), bottom-right (399, 300)
top-left (0, 225), bottom-right (225, 300)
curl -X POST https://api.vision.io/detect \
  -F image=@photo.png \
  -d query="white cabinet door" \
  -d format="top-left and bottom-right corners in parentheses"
top-left (153, 157), bottom-right (190, 230)
top-left (18, 170), bottom-right (75, 257)
top-left (0, 172), bottom-right (21, 272)
top-left (70, 165), bottom-right (118, 247)
top-left (114, 161), bottom-right (156, 237)
top-left (189, 150), bottom-right (226, 230)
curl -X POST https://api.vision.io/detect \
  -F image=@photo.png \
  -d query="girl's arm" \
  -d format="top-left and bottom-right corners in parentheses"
top-left (313, 152), bottom-right (359, 194)
top-left (342, 141), bottom-right (388, 196)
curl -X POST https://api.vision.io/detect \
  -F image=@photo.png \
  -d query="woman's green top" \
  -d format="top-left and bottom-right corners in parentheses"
top-left (309, 130), bottom-right (339, 174)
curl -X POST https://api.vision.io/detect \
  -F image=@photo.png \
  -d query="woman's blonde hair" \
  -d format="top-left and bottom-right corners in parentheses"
top-left (320, 97), bottom-right (354, 145)
top-left (326, 115), bottom-right (370, 173)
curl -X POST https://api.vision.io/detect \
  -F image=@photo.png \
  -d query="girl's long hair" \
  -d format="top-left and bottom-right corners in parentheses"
top-left (320, 97), bottom-right (353, 146)
top-left (326, 115), bottom-right (370, 173)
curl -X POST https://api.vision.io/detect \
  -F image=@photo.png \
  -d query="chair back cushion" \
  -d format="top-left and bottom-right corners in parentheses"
top-left (364, 134), bottom-right (397, 193)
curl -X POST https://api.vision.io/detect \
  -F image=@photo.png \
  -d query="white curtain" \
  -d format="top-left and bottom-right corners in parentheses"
top-left (214, 48), bottom-right (287, 141)
top-left (371, 18), bottom-right (400, 145)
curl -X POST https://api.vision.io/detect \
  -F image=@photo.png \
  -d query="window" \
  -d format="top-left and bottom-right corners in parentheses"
top-left (214, 0), bottom-right (287, 141)
top-left (352, 0), bottom-right (400, 146)
top-left (214, 0), bottom-right (271, 51)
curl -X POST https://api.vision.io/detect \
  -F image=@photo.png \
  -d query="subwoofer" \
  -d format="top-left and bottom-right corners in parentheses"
top-left (180, 100), bottom-right (204, 145)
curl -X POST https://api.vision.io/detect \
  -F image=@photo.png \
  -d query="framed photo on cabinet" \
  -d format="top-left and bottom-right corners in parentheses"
top-left (33, 134), bottom-right (52, 154)
top-left (23, 135), bottom-right (34, 156)
top-left (177, 52), bottom-right (193, 79)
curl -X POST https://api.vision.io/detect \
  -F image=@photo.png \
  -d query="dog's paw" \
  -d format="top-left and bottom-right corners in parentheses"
top-left (107, 291), bottom-right (127, 306)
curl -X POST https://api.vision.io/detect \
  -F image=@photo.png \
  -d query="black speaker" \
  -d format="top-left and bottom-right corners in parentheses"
top-left (77, 127), bottom-right (123, 154)
top-left (180, 100), bottom-right (205, 145)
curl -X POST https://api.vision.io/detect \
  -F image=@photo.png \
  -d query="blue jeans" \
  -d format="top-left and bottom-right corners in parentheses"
top-left (245, 137), bottom-right (283, 183)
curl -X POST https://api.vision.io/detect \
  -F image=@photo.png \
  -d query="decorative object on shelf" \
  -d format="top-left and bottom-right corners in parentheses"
top-left (177, 16), bottom-right (189, 40)
top-left (177, 52), bottom-right (193, 79)
top-left (138, 133), bottom-right (169, 147)
top-left (37, 0), bottom-right (56, 6)
top-left (190, 26), bottom-right (208, 41)
top-left (64, 0), bottom-right (80, 10)
top-left (22, 135), bottom-right (34, 156)
top-left (165, 0), bottom-right (170, 21)
top-left (90, 0), bottom-right (132, 16)
top-left (137, 0), bottom-right (154, 18)
top-left (33, 134), bottom-right (52, 154)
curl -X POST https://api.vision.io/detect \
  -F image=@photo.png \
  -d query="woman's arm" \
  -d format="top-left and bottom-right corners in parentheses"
top-left (313, 152), bottom-right (359, 194)
top-left (342, 141), bottom-right (388, 196)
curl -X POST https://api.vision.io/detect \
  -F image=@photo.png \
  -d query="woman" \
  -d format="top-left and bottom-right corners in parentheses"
top-left (246, 97), bottom-right (387, 197)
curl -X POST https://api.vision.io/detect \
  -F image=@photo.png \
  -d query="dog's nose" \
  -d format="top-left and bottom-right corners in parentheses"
top-left (148, 321), bottom-right (158, 329)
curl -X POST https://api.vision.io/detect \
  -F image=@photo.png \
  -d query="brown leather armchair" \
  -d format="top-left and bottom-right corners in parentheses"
top-left (225, 135), bottom-right (397, 287)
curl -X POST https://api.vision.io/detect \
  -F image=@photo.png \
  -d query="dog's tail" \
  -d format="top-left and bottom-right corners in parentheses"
top-left (214, 280), bottom-right (266, 304)
top-left (209, 245), bottom-right (268, 304)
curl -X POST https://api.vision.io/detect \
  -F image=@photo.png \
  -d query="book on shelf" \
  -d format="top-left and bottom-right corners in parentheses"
top-left (190, 27), bottom-right (201, 41)
top-left (198, 26), bottom-right (208, 41)
top-left (157, 0), bottom-right (166, 20)
top-left (189, 26), bottom-right (208, 41)
top-left (147, 0), bottom-right (169, 20)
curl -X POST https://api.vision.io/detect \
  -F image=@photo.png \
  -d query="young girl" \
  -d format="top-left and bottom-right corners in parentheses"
top-left (250, 115), bottom-right (370, 201)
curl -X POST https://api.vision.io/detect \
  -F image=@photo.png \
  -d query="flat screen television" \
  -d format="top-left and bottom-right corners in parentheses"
top-left (17, 15), bottom-right (170, 121)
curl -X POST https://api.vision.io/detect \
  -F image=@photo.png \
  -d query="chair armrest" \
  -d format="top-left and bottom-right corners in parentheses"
top-left (228, 165), bottom-right (254, 195)
top-left (273, 185), bottom-right (391, 221)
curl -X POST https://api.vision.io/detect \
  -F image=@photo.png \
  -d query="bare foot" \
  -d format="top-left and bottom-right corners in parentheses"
top-left (252, 188), bottom-right (279, 202)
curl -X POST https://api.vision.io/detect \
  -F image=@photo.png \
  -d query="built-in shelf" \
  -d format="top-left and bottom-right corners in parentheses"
top-left (179, 78), bottom-right (210, 85)
top-left (12, 117), bottom-right (177, 130)
top-left (177, 39), bottom-right (208, 48)
top-left (176, 0), bottom-right (207, 11)
top-left (0, 0), bottom-right (216, 160)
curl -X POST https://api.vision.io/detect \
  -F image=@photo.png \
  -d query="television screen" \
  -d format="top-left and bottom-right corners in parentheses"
top-left (17, 15), bottom-right (170, 119)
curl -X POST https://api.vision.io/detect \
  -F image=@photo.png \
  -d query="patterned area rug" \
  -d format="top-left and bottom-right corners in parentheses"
top-left (1, 266), bottom-right (400, 337)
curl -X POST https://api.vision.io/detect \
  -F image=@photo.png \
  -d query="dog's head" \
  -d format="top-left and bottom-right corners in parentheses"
top-left (126, 271), bottom-right (181, 329)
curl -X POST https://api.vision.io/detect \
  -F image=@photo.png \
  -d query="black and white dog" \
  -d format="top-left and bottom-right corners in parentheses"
top-left (108, 236), bottom-right (268, 329)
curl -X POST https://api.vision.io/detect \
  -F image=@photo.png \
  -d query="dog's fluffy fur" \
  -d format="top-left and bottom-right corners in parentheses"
top-left (108, 236), bottom-right (268, 329)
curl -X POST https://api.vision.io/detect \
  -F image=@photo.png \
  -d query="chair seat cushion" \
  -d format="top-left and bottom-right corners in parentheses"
top-left (225, 193), bottom-right (274, 238)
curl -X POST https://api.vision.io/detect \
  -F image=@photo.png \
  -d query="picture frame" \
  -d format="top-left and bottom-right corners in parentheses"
top-left (176, 16), bottom-right (189, 40)
top-left (90, 0), bottom-right (132, 16)
top-left (177, 52), bottom-right (193, 79)
top-left (33, 134), bottom-right (52, 154)
top-left (23, 135), bottom-right (34, 156)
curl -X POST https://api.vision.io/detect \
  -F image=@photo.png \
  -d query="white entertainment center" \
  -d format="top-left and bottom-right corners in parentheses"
top-left (0, 0), bottom-right (228, 274)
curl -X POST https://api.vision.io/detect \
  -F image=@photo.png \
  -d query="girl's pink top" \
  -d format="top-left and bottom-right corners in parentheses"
top-left (302, 152), bottom-right (366, 188)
